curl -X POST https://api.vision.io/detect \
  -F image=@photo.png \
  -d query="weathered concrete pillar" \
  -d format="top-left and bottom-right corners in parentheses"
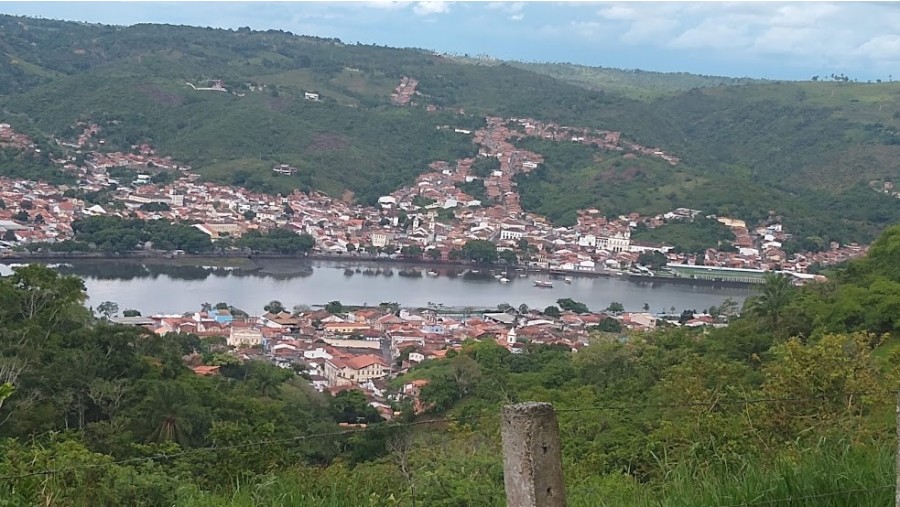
top-left (501, 402), bottom-right (566, 507)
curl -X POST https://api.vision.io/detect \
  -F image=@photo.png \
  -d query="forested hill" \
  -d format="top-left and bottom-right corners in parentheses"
top-left (1, 15), bottom-right (899, 244)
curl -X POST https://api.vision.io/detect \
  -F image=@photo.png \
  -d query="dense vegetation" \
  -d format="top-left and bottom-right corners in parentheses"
top-left (1, 15), bottom-right (898, 246)
top-left (632, 217), bottom-right (736, 254)
top-left (1, 227), bottom-right (899, 505)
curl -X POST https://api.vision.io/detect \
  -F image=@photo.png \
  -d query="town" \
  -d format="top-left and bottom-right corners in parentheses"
top-left (109, 294), bottom-right (725, 420)
top-left (0, 110), bottom-right (870, 419)
top-left (0, 115), bottom-right (866, 285)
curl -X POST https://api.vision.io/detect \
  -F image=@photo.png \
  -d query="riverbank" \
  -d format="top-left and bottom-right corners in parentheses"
top-left (0, 251), bottom-right (761, 288)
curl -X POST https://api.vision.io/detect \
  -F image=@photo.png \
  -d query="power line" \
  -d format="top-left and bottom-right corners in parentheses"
top-left (553, 392), bottom-right (881, 414)
top-left (717, 484), bottom-right (894, 507)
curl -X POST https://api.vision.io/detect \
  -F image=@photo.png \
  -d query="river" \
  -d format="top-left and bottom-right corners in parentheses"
top-left (0, 259), bottom-right (755, 315)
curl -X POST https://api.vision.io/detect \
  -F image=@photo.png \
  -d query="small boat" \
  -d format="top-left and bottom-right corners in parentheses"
top-left (426, 271), bottom-right (438, 277)
top-left (533, 280), bottom-right (553, 288)
top-left (499, 277), bottom-right (510, 283)
top-left (564, 277), bottom-right (572, 284)
top-left (494, 274), bottom-right (503, 280)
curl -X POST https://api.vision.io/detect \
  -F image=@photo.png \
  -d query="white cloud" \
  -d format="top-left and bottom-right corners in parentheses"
top-left (598, 5), bottom-right (638, 21)
top-left (854, 35), bottom-right (900, 60)
top-left (413, 1), bottom-right (449, 16)
top-left (510, 13), bottom-right (524, 22)
top-left (487, 2), bottom-right (524, 13)
top-left (365, 1), bottom-right (411, 10)
top-left (669, 19), bottom-right (752, 51)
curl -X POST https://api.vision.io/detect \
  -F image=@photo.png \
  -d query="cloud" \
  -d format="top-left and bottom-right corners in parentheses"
top-left (669, 19), bottom-right (752, 50)
top-left (412, 1), bottom-right (449, 16)
top-left (510, 13), bottom-right (524, 22)
top-left (487, 2), bottom-right (524, 13)
top-left (365, 1), bottom-right (411, 10)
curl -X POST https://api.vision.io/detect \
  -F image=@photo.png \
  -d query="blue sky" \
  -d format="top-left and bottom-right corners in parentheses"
top-left (2, 1), bottom-right (899, 80)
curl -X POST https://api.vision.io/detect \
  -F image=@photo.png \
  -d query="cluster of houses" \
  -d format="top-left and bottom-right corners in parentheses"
top-left (0, 117), bottom-right (868, 276)
top-left (0, 123), bottom-right (35, 150)
top-left (390, 76), bottom-right (418, 106)
top-left (117, 300), bottom-right (684, 418)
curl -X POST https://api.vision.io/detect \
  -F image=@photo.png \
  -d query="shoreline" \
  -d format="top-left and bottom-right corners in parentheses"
top-left (0, 251), bottom-right (759, 289)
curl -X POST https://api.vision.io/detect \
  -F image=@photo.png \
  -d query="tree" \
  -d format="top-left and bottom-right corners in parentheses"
top-left (746, 273), bottom-right (794, 329)
top-left (427, 248), bottom-right (442, 261)
top-left (518, 303), bottom-right (529, 315)
top-left (606, 302), bottom-right (625, 313)
top-left (13, 210), bottom-right (28, 222)
top-left (637, 250), bottom-right (667, 270)
top-left (2, 229), bottom-right (17, 242)
top-left (642, 303), bottom-right (650, 312)
top-left (460, 240), bottom-right (497, 264)
top-left (401, 245), bottom-right (422, 258)
top-left (596, 318), bottom-right (622, 333)
top-left (243, 210), bottom-right (256, 220)
top-left (498, 249), bottom-right (518, 265)
top-left (145, 383), bottom-right (194, 446)
top-left (543, 306), bottom-right (561, 318)
top-left (264, 300), bottom-right (285, 314)
top-left (557, 298), bottom-right (589, 314)
top-left (122, 309), bottom-right (141, 317)
top-left (97, 301), bottom-right (119, 319)
top-left (325, 300), bottom-right (344, 314)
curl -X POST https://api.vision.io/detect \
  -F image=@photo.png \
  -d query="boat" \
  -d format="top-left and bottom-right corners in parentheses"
top-left (533, 280), bottom-right (553, 288)
top-left (426, 271), bottom-right (438, 277)
top-left (564, 277), bottom-right (572, 284)
top-left (499, 277), bottom-right (510, 283)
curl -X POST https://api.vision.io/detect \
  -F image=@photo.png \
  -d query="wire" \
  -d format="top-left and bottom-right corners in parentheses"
top-left (553, 392), bottom-right (883, 414)
top-left (0, 416), bottom-right (462, 481)
top-left (717, 484), bottom-right (895, 506)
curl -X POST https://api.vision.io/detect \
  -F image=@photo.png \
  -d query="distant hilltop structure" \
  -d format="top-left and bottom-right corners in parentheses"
top-left (185, 79), bottom-right (227, 92)
top-left (273, 163), bottom-right (298, 175)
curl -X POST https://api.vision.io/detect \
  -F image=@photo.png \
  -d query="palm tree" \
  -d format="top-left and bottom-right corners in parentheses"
top-left (747, 273), bottom-right (794, 329)
top-left (147, 383), bottom-right (192, 446)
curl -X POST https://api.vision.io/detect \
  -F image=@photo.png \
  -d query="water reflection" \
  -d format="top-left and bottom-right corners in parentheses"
top-left (53, 260), bottom-right (314, 282)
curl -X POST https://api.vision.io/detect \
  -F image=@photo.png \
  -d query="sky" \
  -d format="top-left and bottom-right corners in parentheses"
top-left (1, 1), bottom-right (899, 81)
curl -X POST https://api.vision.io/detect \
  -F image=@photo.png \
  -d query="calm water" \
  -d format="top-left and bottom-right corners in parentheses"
top-left (0, 259), bottom-right (755, 315)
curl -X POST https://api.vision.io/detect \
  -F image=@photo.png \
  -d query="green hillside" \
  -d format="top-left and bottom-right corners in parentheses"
top-left (508, 60), bottom-right (766, 100)
top-left (0, 15), bottom-right (898, 245)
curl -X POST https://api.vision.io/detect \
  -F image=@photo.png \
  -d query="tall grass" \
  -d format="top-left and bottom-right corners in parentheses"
top-left (173, 440), bottom-right (893, 507)
top-left (571, 440), bottom-right (894, 507)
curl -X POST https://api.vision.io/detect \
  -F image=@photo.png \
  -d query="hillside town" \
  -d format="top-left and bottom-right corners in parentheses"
top-left (0, 116), bottom-right (867, 283)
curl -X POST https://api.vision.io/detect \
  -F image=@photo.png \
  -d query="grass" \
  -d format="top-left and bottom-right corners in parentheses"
top-left (574, 440), bottom-right (894, 507)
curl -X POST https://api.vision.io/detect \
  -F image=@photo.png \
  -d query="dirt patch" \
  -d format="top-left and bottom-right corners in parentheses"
top-left (138, 85), bottom-right (184, 107)
top-left (341, 190), bottom-right (355, 203)
top-left (305, 133), bottom-right (350, 153)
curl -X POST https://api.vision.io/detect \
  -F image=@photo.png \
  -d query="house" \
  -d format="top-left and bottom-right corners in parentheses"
top-left (212, 309), bottom-right (234, 324)
top-left (191, 365), bottom-right (221, 376)
top-left (304, 92), bottom-right (320, 101)
top-left (324, 354), bottom-right (388, 387)
top-left (273, 164), bottom-right (298, 175)
top-left (322, 322), bottom-right (372, 335)
top-left (227, 327), bottom-right (264, 347)
top-left (371, 231), bottom-right (393, 248)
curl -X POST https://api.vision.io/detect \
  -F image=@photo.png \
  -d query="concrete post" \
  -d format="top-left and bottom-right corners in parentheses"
top-left (501, 402), bottom-right (566, 507)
